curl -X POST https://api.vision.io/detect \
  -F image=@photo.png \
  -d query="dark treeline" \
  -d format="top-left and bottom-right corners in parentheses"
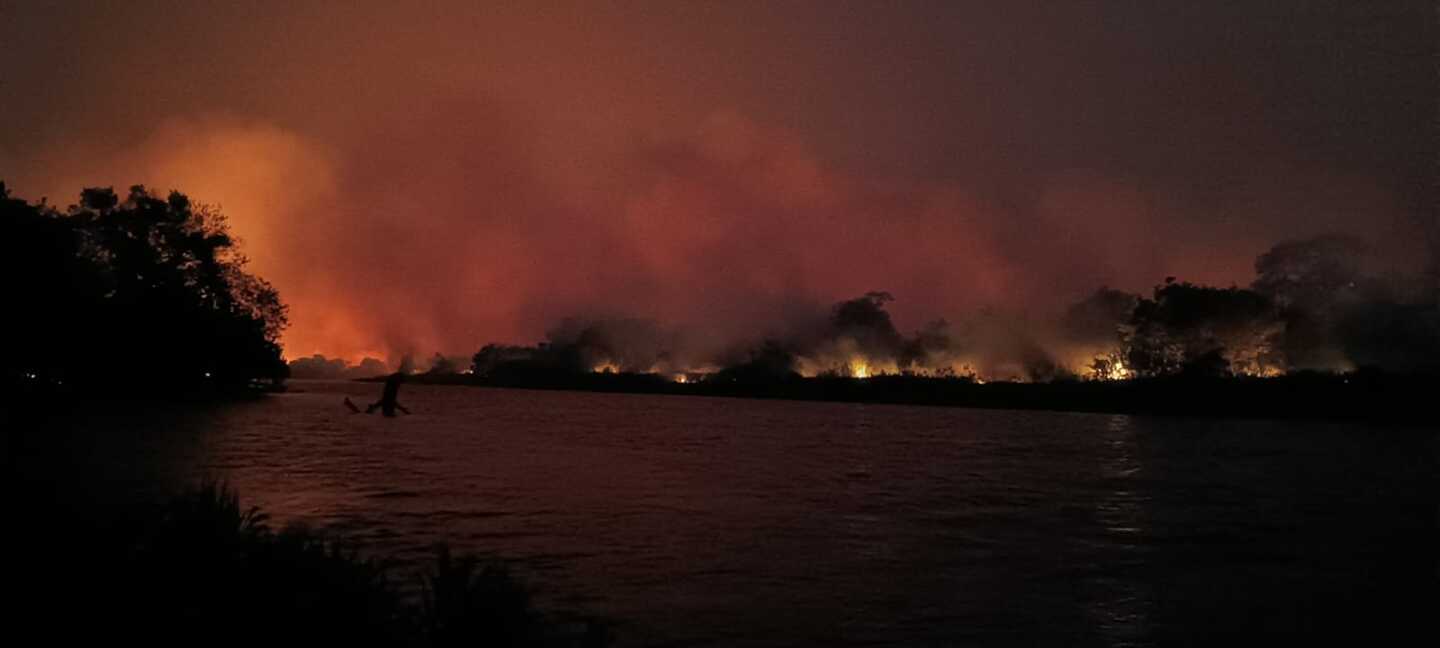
top-left (290, 353), bottom-right (391, 380)
top-left (412, 365), bottom-right (1439, 424)
top-left (1109, 235), bottom-right (1440, 378)
top-left (290, 352), bottom-right (471, 380)
top-left (1, 183), bottom-right (289, 394)
top-left (10, 177), bottom-right (1436, 415)
top-left (466, 234), bottom-right (1440, 384)
top-left (446, 235), bottom-right (1440, 422)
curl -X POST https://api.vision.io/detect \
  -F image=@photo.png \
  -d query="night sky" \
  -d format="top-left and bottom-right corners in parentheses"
top-left (3, 1), bottom-right (1435, 361)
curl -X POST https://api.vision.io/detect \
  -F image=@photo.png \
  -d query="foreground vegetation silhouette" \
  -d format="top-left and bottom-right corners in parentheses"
top-left (15, 481), bottom-right (608, 647)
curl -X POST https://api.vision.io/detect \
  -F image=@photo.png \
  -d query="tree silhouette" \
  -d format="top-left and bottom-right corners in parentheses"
top-left (828, 291), bottom-right (905, 357)
top-left (1123, 280), bottom-right (1282, 378)
top-left (1, 183), bottom-right (289, 391)
top-left (1252, 235), bottom-right (1367, 311)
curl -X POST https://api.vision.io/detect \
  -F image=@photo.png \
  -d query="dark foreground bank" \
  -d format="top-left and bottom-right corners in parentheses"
top-left (390, 370), bottom-right (1440, 424)
top-left (11, 479), bottom-right (609, 647)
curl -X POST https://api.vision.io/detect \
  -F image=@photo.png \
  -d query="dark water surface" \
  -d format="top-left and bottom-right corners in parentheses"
top-left (18, 381), bottom-right (1440, 645)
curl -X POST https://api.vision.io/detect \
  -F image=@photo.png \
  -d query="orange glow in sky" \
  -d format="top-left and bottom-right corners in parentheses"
top-left (2, 2), bottom-right (1432, 365)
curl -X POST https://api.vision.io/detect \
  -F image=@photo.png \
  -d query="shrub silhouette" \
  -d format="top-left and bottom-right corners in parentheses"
top-left (15, 480), bottom-right (610, 647)
top-left (421, 545), bottom-right (539, 647)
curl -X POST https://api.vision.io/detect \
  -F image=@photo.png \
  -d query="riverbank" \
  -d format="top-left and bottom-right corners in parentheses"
top-left (384, 370), bottom-right (1439, 424)
top-left (11, 479), bottom-right (609, 647)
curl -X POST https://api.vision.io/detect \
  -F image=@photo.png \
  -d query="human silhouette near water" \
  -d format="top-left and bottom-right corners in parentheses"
top-left (361, 371), bottom-right (411, 416)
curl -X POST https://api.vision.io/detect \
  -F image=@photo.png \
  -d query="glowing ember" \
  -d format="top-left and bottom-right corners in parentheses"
top-left (592, 362), bottom-right (620, 374)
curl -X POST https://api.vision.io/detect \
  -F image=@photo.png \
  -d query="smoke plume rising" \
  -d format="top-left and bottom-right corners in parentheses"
top-left (3, 2), bottom-right (1434, 367)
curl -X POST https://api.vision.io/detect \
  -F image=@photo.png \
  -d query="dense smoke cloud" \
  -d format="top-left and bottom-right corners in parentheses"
top-left (476, 235), bottom-right (1440, 382)
top-left (3, 2), bottom-right (1434, 365)
top-left (1251, 236), bottom-right (1440, 373)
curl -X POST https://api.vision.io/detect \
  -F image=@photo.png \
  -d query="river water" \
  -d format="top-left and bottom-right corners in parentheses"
top-left (21, 381), bottom-right (1440, 645)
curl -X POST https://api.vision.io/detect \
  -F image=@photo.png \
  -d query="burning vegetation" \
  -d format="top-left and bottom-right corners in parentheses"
top-left (463, 235), bottom-right (1439, 386)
